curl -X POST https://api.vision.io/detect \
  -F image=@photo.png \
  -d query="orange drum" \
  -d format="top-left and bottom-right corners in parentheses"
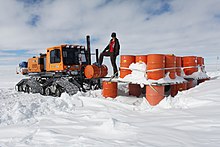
top-left (197, 57), bottom-right (203, 66)
top-left (182, 56), bottom-right (198, 75)
top-left (171, 84), bottom-right (178, 97)
top-left (176, 56), bottom-right (182, 76)
top-left (120, 55), bottom-right (135, 78)
top-left (187, 79), bottom-right (194, 89)
top-left (100, 65), bottom-right (108, 77)
top-left (84, 65), bottom-right (108, 79)
top-left (129, 84), bottom-right (142, 97)
top-left (197, 56), bottom-right (205, 72)
top-left (147, 54), bottom-right (165, 80)
top-left (102, 81), bottom-right (118, 98)
top-left (84, 65), bottom-right (99, 79)
top-left (176, 83), bottom-right (187, 91)
top-left (165, 55), bottom-right (176, 79)
top-left (146, 85), bottom-right (165, 106)
top-left (135, 55), bottom-right (147, 65)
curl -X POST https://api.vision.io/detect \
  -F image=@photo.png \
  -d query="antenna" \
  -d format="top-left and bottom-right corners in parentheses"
top-left (217, 56), bottom-right (220, 71)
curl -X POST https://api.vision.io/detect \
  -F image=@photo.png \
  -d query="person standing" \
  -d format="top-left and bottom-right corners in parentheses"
top-left (98, 32), bottom-right (120, 77)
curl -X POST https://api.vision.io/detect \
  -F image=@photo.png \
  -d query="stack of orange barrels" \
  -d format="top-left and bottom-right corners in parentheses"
top-left (102, 54), bottom-right (208, 105)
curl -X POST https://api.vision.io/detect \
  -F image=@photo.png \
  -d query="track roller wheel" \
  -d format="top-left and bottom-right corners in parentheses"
top-left (45, 87), bottom-right (52, 96)
top-left (25, 85), bottom-right (30, 93)
top-left (28, 86), bottom-right (32, 93)
top-left (40, 87), bottom-right (45, 95)
top-left (15, 85), bottom-right (22, 92)
top-left (55, 88), bottom-right (62, 97)
top-left (22, 85), bottom-right (26, 92)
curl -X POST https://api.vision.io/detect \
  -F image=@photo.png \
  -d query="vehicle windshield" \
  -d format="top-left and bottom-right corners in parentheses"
top-left (62, 47), bottom-right (87, 65)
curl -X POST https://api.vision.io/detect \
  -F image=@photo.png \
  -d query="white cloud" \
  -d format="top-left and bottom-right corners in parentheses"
top-left (0, 0), bottom-right (220, 65)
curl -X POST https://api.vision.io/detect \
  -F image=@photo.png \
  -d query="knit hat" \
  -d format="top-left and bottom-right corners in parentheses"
top-left (111, 32), bottom-right (116, 37)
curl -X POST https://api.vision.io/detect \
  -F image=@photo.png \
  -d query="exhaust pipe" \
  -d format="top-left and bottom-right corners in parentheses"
top-left (86, 35), bottom-right (91, 65)
top-left (96, 49), bottom-right (99, 63)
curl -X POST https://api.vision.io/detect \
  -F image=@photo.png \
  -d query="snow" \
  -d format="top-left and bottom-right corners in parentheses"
top-left (1, 65), bottom-right (220, 146)
top-left (118, 62), bottom-right (187, 85)
top-left (183, 67), bottom-right (210, 80)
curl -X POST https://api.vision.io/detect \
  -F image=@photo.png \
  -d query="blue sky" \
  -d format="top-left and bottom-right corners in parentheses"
top-left (0, 0), bottom-right (220, 66)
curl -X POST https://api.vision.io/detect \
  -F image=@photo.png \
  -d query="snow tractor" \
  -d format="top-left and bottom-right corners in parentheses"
top-left (15, 36), bottom-right (108, 97)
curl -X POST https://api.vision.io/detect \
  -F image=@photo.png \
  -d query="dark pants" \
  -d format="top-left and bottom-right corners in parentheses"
top-left (99, 52), bottom-right (118, 76)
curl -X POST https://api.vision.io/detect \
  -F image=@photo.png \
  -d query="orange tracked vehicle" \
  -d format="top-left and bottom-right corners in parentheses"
top-left (16, 36), bottom-right (108, 97)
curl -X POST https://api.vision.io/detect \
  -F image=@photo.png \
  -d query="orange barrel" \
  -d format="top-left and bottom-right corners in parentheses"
top-left (197, 57), bottom-right (203, 66)
top-left (197, 56), bottom-right (205, 72)
top-left (84, 65), bottom-right (108, 79)
top-left (129, 84), bottom-right (142, 97)
top-left (102, 81), bottom-right (118, 98)
top-left (84, 65), bottom-right (100, 79)
top-left (171, 84), bottom-right (178, 97)
top-left (135, 55), bottom-right (148, 65)
top-left (165, 54), bottom-right (176, 79)
top-left (176, 56), bottom-right (182, 76)
top-left (120, 55), bottom-right (135, 78)
top-left (146, 85), bottom-right (164, 106)
top-left (176, 83), bottom-right (187, 91)
top-left (187, 79), bottom-right (194, 89)
top-left (100, 65), bottom-right (108, 77)
top-left (182, 56), bottom-right (198, 75)
top-left (147, 54), bottom-right (165, 80)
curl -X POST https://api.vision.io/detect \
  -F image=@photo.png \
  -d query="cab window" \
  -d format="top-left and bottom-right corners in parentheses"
top-left (50, 49), bottom-right (61, 63)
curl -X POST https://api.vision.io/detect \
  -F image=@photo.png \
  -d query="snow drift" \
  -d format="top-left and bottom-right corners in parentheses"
top-left (0, 66), bottom-right (220, 146)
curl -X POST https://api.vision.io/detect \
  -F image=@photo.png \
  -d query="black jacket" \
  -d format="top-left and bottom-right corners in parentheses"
top-left (103, 38), bottom-right (120, 56)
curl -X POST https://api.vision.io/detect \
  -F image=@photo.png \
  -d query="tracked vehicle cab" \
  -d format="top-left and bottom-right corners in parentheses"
top-left (46, 44), bottom-right (88, 72)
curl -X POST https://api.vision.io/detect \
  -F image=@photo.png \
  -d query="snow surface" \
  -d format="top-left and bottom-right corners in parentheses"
top-left (183, 67), bottom-right (210, 80)
top-left (119, 62), bottom-right (187, 85)
top-left (1, 66), bottom-right (220, 146)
